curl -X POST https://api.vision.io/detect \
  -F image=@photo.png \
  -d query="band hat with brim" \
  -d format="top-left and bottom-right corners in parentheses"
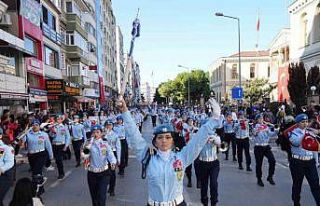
top-left (153, 124), bottom-right (175, 136)
top-left (32, 119), bottom-right (40, 126)
top-left (91, 125), bottom-right (103, 132)
top-left (295, 113), bottom-right (308, 123)
top-left (255, 113), bottom-right (263, 120)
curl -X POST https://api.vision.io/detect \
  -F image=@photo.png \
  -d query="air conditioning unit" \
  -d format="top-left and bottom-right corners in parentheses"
top-left (0, 14), bottom-right (12, 26)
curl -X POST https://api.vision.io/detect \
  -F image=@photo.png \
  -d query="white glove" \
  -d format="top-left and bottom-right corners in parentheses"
top-left (209, 98), bottom-right (221, 118)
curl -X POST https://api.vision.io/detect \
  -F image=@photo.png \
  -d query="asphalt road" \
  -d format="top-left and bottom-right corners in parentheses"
top-left (4, 117), bottom-right (318, 206)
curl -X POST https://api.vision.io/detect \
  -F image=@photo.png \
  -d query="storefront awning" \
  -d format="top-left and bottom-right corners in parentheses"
top-left (0, 91), bottom-right (29, 100)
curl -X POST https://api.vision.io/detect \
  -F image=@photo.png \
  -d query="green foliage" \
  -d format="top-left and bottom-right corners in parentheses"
top-left (288, 63), bottom-right (307, 111)
top-left (157, 69), bottom-right (210, 105)
top-left (244, 78), bottom-right (276, 104)
top-left (153, 87), bottom-right (166, 104)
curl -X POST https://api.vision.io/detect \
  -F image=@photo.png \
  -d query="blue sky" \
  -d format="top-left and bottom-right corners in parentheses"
top-left (113, 0), bottom-right (291, 86)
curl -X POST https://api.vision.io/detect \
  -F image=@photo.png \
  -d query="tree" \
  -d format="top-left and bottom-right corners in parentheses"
top-left (157, 69), bottom-right (210, 105)
top-left (288, 62), bottom-right (307, 112)
top-left (153, 87), bottom-right (166, 104)
top-left (244, 78), bottom-right (276, 105)
top-left (307, 65), bottom-right (320, 95)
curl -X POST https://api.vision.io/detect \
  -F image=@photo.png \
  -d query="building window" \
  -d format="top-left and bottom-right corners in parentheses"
top-left (24, 36), bottom-right (37, 56)
top-left (66, 2), bottom-right (72, 12)
top-left (44, 46), bottom-right (58, 68)
top-left (27, 73), bottom-right (41, 88)
top-left (314, 4), bottom-right (320, 43)
top-left (267, 66), bottom-right (271, 77)
top-left (42, 6), bottom-right (56, 31)
top-left (250, 63), bottom-right (255, 78)
top-left (231, 64), bottom-right (238, 79)
top-left (85, 22), bottom-right (96, 36)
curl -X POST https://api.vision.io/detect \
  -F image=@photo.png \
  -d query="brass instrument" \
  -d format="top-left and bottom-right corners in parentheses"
top-left (81, 137), bottom-right (94, 170)
top-left (219, 141), bottom-right (229, 152)
top-left (12, 127), bottom-right (32, 146)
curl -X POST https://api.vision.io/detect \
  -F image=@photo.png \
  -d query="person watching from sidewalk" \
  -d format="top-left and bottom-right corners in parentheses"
top-left (0, 133), bottom-right (14, 206)
top-left (117, 96), bottom-right (223, 206)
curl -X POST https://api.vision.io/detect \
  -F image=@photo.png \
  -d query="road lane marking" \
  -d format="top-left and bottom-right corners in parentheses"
top-left (48, 170), bottom-right (73, 189)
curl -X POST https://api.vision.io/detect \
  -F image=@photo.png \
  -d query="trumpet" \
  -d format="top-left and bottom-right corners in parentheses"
top-left (12, 127), bottom-right (33, 146)
top-left (219, 141), bottom-right (229, 152)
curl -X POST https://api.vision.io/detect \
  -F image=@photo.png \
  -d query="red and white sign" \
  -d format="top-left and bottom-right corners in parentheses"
top-left (26, 57), bottom-right (43, 75)
top-left (278, 66), bottom-right (290, 102)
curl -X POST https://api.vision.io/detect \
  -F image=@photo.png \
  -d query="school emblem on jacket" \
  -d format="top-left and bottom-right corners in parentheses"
top-left (173, 159), bottom-right (183, 181)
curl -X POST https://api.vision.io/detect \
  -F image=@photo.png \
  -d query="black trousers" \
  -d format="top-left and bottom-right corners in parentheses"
top-left (236, 138), bottom-right (251, 167)
top-left (254, 145), bottom-right (275, 179)
top-left (109, 151), bottom-right (117, 192)
top-left (45, 150), bottom-right (52, 168)
top-left (88, 170), bottom-right (110, 206)
top-left (151, 115), bottom-right (157, 127)
top-left (72, 139), bottom-right (83, 164)
top-left (186, 164), bottom-right (192, 182)
top-left (28, 151), bottom-right (47, 176)
top-left (194, 157), bottom-right (201, 184)
top-left (0, 167), bottom-right (13, 206)
top-left (199, 160), bottom-right (220, 205)
top-left (119, 139), bottom-right (128, 174)
top-left (289, 158), bottom-right (320, 206)
top-left (224, 133), bottom-right (236, 159)
top-left (53, 144), bottom-right (65, 176)
top-left (147, 201), bottom-right (186, 206)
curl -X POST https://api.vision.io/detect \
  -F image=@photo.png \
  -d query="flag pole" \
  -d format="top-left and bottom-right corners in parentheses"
top-left (120, 9), bottom-right (141, 97)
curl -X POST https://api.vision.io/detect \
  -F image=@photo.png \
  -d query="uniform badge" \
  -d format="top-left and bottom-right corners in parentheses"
top-left (173, 159), bottom-right (183, 181)
top-left (100, 143), bottom-right (107, 156)
top-left (0, 148), bottom-right (4, 157)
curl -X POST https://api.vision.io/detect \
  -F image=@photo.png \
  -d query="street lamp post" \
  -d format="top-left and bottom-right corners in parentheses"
top-left (177, 65), bottom-right (191, 107)
top-left (215, 12), bottom-right (242, 89)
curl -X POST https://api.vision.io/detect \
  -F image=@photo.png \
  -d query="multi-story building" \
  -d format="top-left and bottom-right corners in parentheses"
top-left (116, 26), bottom-right (124, 93)
top-left (102, 0), bottom-right (117, 98)
top-left (141, 82), bottom-right (155, 105)
top-left (288, 0), bottom-right (320, 69)
top-left (208, 51), bottom-right (270, 102)
top-left (269, 28), bottom-right (291, 102)
top-left (1, 0), bottom-right (45, 114)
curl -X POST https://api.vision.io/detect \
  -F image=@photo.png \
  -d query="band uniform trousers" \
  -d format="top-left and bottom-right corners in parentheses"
top-left (199, 160), bottom-right (220, 205)
top-left (224, 133), bottom-right (237, 159)
top-left (109, 151), bottom-right (117, 193)
top-left (289, 158), bottom-right (320, 206)
top-left (254, 145), bottom-right (275, 179)
top-left (119, 139), bottom-right (128, 174)
top-left (151, 115), bottom-right (157, 127)
top-left (72, 139), bottom-right (83, 164)
top-left (0, 167), bottom-right (14, 206)
top-left (236, 138), bottom-right (251, 167)
top-left (194, 157), bottom-right (201, 185)
top-left (53, 144), bottom-right (65, 176)
top-left (185, 164), bottom-right (192, 183)
top-left (28, 151), bottom-right (47, 176)
top-left (88, 170), bottom-right (110, 206)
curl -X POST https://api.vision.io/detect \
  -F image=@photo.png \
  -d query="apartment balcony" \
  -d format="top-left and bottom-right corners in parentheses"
top-left (87, 70), bottom-right (98, 83)
top-left (42, 23), bottom-right (62, 45)
top-left (0, 73), bottom-right (26, 94)
top-left (65, 13), bottom-right (88, 40)
top-left (65, 45), bottom-right (89, 65)
top-left (69, 76), bottom-right (91, 87)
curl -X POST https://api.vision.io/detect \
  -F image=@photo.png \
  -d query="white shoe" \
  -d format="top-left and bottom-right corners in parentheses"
top-left (46, 165), bottom-right (55, 171)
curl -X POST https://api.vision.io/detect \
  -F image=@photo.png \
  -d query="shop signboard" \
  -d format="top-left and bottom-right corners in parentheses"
top-left (46, 80), bottom-right (64, 94)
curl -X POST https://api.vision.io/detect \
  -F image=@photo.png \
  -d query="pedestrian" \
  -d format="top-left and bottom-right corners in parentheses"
top-left (198, 132), bottom-right (221, 206)
top-left (117, 97), bottom-right (222, 205)
top-left (82, 125), bottom-right (116, 206)
top-left (71, 115), bottom-right (86, 167)
top-left (113, 115), bottom-right (128, 176)
top-left (50, 114), bottom-right (71, 180)
top-left (253, 113), bottom-right (278, 187)
top-left (22, 119), bottom-right (53, 196)
top-left (234, 111), bottom-right (252, 171)
top-left (9, 177), bottom-right (44, 206)
top-left (0, 134), bottom-right (15, 206)
top-left (289, 113), bottom-right (320, 206)
top-left (104, 119), bottom-right (121, 196)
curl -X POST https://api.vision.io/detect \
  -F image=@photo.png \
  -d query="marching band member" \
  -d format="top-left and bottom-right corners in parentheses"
top-left (182, 117), bottom-right (197, 187)
top-left (223, 112), bottom-right (237, 161)
top-left (113, 115), bottom-right (128, 176)
top-left (104, 120), bottom-right (121, 196)
top-left (253, 113), bottom-right (278, 187)
top-left (83, 114), bottom-right (92, 140)
top-left (198, 131), bottom-right (221, 206)
top-left (151, 104), bottom-right (158, 127)
top-left (0, 134), bottom-right (14, 206)
top-left (71, 115), bottom-right (86, 167)
top-left (289, 113), bottom-right (320, 206)
top-left (234, 111), bottom-right (252, 171)
top-left (82, 125), bottom-right (117, 206)
top-left (22, 119), bottom-right (53, 195)
top-left (50, 114), bottom-right (71, 180)
top-left (118, 96), bottom-right (222, 206)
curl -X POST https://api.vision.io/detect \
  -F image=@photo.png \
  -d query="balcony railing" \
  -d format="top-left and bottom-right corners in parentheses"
top-left (42, 23), bottom-right (62, 45)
